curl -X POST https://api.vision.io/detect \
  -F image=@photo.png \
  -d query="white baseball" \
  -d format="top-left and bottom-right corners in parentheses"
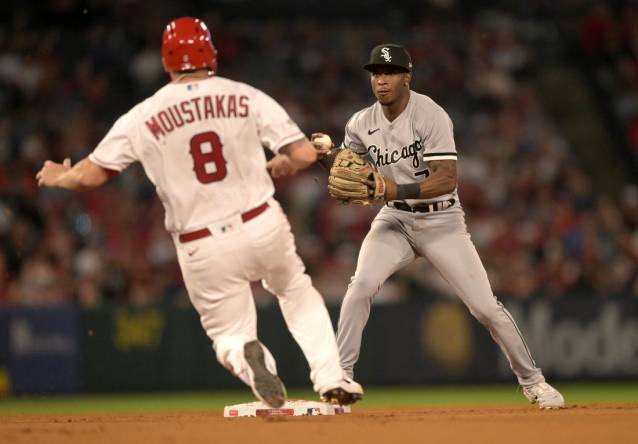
top-left (314, 134), bottom-right (332, 149)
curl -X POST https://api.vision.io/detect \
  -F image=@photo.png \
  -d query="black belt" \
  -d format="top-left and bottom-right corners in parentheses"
top-left (388, 198), bottom-right (455, 213)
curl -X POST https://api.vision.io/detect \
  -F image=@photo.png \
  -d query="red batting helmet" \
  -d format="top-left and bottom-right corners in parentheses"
top-left (161, 17), bottom-right (218, 73)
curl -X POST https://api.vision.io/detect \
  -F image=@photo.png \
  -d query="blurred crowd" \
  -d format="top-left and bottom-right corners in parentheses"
top-left (578, 0), bottom-right (638, 160)
top-left (0, 1), bottom-right (636, 308)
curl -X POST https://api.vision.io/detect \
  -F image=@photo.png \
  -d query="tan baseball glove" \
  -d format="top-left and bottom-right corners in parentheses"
top-left (328, 149), bottom-right (386, 206)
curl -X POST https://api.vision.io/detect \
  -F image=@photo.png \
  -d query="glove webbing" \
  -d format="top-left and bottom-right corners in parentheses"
top-left (318, 148), bottom-right (342, 171)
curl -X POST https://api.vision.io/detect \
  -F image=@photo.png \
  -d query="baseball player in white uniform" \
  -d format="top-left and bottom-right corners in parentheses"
top-left (313, 44), bottom-right (565, 409)
top-left (36, 16), bottom-right (363, 408)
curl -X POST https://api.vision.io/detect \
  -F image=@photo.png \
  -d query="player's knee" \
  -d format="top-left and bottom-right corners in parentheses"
top-left (346, 277), bottom-right (380, 302)
top-left (265, 271), bottom-right (312, 298)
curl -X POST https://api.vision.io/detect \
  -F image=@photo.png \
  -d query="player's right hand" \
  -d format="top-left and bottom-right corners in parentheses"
top-left (310, 133), bottom-right (333, 159)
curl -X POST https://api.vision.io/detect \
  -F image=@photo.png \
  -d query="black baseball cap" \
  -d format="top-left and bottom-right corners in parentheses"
top-left (363, 44), bottom-right (412, 73)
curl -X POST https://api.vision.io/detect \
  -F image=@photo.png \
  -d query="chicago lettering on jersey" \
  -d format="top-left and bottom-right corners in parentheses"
top-left (366, 138), bottom-right (423, 168)
top-left (144, 95), bottom-right (249, 140)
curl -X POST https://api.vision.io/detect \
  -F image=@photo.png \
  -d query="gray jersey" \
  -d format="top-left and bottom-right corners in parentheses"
top-left (336, 91), bottom-right (547, 391)
top-left (342, 90), bottom-right (458, 205)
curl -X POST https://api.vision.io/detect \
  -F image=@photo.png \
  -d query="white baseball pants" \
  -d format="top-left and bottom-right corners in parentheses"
top-left (173, 198), bottom-right (344, 393)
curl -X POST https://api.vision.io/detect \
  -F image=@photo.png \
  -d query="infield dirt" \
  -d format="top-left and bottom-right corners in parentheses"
top-left (1, 404), bottom-right (636, 444)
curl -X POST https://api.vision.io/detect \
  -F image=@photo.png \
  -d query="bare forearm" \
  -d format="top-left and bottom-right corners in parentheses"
top-left (56, 175), bottom-right (95, 191)
top-left (54, 167), bottom-right (87, 191)
top-left (281, 138), bottom-right (317, 171)
top-left (37, 158), bottom-right (110, 191)
top-left (417, 170), bottom-right (456, 198)
top-left (267, 138), bottom-right (318, 177)
top-left (385, 160), bottom-right (456, 201)
top-left (59, 159), bottom-right (108, 190)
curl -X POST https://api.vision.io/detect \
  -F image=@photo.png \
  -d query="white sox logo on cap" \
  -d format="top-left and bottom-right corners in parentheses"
top-left (364, 44), bottom-right (412, 72)
top-left (381, 47), bottom-right (392, 62)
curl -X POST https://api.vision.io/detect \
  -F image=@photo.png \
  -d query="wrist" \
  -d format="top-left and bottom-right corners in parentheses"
top-left (384, 179), bottom-right (397, 201)
top-left (53, 172), bottom-right (67, 188)
top-left (394, 183), bottom-right (420, 201)
top-left (58, 169), bottom-right (81, 189)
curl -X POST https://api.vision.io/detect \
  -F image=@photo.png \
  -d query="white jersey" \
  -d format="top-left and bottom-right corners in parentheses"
top-left (89, 76), bottom-right (303, 233)
top-left (342, 90), bottom-right (458, 205)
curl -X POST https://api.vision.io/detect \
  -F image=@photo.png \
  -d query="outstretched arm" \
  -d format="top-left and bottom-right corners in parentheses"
top-left (36, 157), bottom-right (112, 191)
top-left (266, 137), bottom-right (317, 178)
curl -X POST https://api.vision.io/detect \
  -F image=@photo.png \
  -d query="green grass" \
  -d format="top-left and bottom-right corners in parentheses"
top-left (357, 383), bottom-right (638, 406)
top-left (0, 383), bottom-right (636, 415)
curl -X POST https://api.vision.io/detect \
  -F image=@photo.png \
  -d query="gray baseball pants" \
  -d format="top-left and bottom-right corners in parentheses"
top-left (336, 204), bottom-right (545, 387)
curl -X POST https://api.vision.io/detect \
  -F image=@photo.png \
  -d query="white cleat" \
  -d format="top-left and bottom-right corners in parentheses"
top-left (522, 382), bottom-right (565, 410)
top-left (320, 378), bottom-right (364, 405)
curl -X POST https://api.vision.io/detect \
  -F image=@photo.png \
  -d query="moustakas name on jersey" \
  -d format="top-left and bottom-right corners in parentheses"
top-left (89, 76), bottom-right (303, 234)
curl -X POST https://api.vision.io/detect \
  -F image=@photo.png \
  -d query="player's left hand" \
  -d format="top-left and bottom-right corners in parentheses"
top-left (266, 154), bottom-right (298, 178)
top-left (36, 158), bottom-right (71, 187)
top-left (327, 149), bottom-right (386, 206)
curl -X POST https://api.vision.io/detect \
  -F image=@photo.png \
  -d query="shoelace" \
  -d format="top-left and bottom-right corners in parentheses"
top-left (527, 383), bottom-right (554, 398)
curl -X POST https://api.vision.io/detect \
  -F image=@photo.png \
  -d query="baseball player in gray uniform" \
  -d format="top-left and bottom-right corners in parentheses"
top-left (313, 44), bottom-right (565, 409)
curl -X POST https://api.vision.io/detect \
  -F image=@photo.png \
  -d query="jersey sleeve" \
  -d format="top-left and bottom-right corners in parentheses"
top-left (421, 107), bottom-right (457, 162)
top-left (253, 89), bottom-right (304, 154)
top-left (341, 115), bottom-right (366, 154)
top-left (89, 109), bottom-right (139, 172)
